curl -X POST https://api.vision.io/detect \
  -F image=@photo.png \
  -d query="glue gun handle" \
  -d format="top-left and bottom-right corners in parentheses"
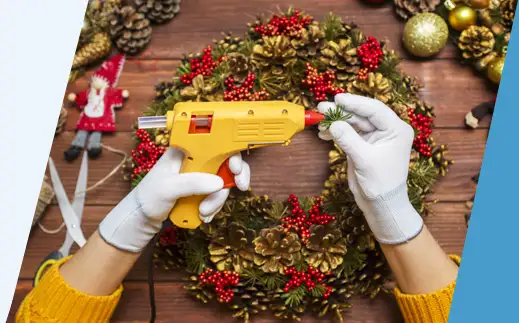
top-left (217, 158), bottom-right (236, 189)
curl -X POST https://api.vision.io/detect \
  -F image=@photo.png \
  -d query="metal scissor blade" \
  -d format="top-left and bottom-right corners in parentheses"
top-left (59, 152), bottom-right (88, 255)
top-left (48, 158), bottom-right (87, 248)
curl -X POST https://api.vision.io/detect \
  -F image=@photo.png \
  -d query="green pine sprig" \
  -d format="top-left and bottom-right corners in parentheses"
top-left (320, 105), bottom-right (352, 130)
top-left (282, 285), bottom-right (307, 307)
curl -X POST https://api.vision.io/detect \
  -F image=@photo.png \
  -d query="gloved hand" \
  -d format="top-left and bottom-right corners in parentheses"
top-left (99, 148), bottom-right (250, 253)
top-left (318, 93), bottom-right (423, 245)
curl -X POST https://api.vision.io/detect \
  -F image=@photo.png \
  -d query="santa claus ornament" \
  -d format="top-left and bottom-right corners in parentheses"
top-left (65, 54), bottom-right (129, 161)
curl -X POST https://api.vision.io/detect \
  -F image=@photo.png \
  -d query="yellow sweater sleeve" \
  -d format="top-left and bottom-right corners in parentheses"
top-left (16, 257), bottom-right (122, 323)
top-left (394, 255), bottom-right (461, 323)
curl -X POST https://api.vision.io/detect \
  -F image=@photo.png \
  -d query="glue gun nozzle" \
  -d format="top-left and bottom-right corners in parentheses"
top-left (304, 111), bottom-right (325, 127)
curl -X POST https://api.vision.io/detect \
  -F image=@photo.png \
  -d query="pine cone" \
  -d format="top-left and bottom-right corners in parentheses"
top-left (80, 0), bottom-right (121, 47)
top-left (208, 223), bottom-right (256, 273)
top-left (184, 275), bottom-right (216, 304)
top-left (394, 0), bottom-right (441, 20)
top-left (242, 195), bottom-right (273, 218)
top-left (72, 32), bottom-right (111, 69)
top-left (402, 75), bottom-right (423, 93)
top-left (413, 100), bottom-right (435, 118)
top-left (283, 91), bottom-right (312, 109)
top-left (269, 288), bottom-right (306, 321)
top-left (252, 36), bottom-right (297, 75)
top-left (320, 38), bottom-right (360, 85)
top-left (291, 21), bottom-right (326, 58)
top-left (153, 241), bottom-right (186, 271)
top-left (154, 81), bottom-right (175, 102)
top-left (350, 248), bottom-right (391, 299)
top-left (347, 72), bottom-right (392, 103)
top-left (109, 6), bottom-right (152, 55)
top-left (154, 128), bottom-right (171, 146)
top-left (305, 224), bottom-right (347, 272)
top-left (55, 106), bottom-right (68, 136)
top-left (136, 0), bottom-right (181, 24)
top-left (458, 26), bottom-right (495, 60)
top-left (214, 32), bottom-right (245, 55)
top-left (501, 0), bottom-right (517, 28)
top-left (310, 275), bottom-right (353, 319)
top-left (180, 74), bottom-right (223, 102)
top-left (430, 144), bottom-right (453, 177)
top-left (228, 53), bottom-right (253, 83)
top-left (229, 282), bottom-right (269, 322)
top-left (33, 177), bottom-right (54, 227)
top-left (253, 226), bottom-right (302, 274)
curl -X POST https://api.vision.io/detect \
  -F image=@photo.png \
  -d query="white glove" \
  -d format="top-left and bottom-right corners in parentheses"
top-left (318, 93), bottom-right (423, 245)
top-left (99, 147), bottom-right (251, 253)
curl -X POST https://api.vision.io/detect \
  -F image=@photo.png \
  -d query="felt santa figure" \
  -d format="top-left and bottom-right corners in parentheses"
top-left (65, 54), bottom-right (129, 161)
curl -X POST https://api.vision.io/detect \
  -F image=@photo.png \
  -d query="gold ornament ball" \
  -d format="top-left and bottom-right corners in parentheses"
top-left (487, 56), bottom-right (505, 84)
top-left (403, 13), bottom-right (449, 58)
top-left (448, 5), bottom-right (478, 31)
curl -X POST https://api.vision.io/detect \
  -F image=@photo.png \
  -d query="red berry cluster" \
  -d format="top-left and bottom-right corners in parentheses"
top-left (357, 36), bottom-right (384, 69)
top-left (253, 9), bottom-right (312, 38)
top-left (284, 266), bottom-right (333, 298)
top-left (223, 73), bottom-right (270, 101)
top-left (356, 36), bottom-right (384, 80)
top-left (180, 46), bottom-right (218, 84)
top-left (199, 269), bottom-right (240, 303)
top-left (131, 129), bottom-right (166, 179)
top-left (159, 227), bottom-right (177, 246)
top-left (408, 107), bottom-right (433, 157)
top-left (302, 63), bottom-right (345, 103)
top-left (282, 195), bottom-right (336, 242)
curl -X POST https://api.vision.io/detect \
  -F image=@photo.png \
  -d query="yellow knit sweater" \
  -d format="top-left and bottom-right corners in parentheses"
top-left (16, 255), bottom-right (460, 323)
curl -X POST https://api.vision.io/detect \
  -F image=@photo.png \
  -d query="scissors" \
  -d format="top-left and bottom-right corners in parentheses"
top-left (33, 152), bottom-right (88, 286)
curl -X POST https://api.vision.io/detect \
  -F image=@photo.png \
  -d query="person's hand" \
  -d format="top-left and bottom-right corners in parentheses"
top-left (318, 93), bottom-right (423, 245)
top-left (99, 148), bottom-right (250, 253)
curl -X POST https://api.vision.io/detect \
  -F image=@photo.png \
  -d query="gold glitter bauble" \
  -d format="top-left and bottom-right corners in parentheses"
top-left (448, 5), bottom-right (478, 31)
top-left (487, 55), bottom-right (505, 84)
top-left (403, 13), bottom-right (449, 58)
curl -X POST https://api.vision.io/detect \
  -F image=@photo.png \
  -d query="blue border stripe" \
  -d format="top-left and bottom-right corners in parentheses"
top-left (448, 11), bottom-right (519, 323)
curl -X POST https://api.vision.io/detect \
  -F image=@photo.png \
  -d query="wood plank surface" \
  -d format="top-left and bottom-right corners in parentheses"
top-left (10, 0), bottom-right (492, 321)
top-left (64, 60), bottom-right (495, 131)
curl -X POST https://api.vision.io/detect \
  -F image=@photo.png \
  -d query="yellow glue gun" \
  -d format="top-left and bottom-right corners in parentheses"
top-left (138, 101), bottom-right (324, 229)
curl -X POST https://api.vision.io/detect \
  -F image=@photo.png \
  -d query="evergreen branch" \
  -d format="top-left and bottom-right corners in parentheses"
top-left (282, 286), bottom-right (307, 307)
top-left (336, 248), bottom-right (367, 278)
top-left (310, 285), bottom-right (326, 298)
top-left (320, 105), bottom-right (352, 130)
top-left (322, 12), bottom-right (344, 41)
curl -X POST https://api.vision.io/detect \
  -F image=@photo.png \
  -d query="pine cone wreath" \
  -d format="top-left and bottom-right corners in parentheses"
top-left (458, 26), bottom-right (496, 60)
top-left (72, 32), bottom-right (111, 69)
top-left (253, 226), bottom-right (302, 274)
top-left (109, 6), bottom-right (152, 55)
top-left (347, 72), bottom-right (393, 103)
top-left (320, 38), bottom-right (361, 85)
top-left (501, 0), bottom-right (517, 28)
top-left (394, 0), bottom-right (441, 20)
top-left (208, 223), bottom-right (256, 273)
top-left (228, 53), bottom-right (254, 83)
top-left (305, 224), bottom-right (348, 273)
top-left (135, 0), bottom-right (181, 24)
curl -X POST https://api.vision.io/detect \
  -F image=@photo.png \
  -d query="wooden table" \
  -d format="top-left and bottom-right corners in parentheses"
top-left (9, 0), bottom-right (493, 322)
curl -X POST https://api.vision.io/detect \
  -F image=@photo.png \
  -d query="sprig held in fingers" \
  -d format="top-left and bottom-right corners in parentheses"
top-left (319, 104), bottom-right (352, 130)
